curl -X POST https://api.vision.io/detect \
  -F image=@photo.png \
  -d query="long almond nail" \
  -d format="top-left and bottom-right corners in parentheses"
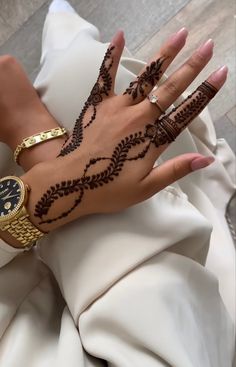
top-left (169, 27), bottom-right (188, 47)
top-left (208, 65), bottom-right (228, 86)
top-left (111, 30), bottom-right (124, 45)
top-left (197, 39), bottom-right (214, 58)
top-left (191, 156), bottom-right (215, 171)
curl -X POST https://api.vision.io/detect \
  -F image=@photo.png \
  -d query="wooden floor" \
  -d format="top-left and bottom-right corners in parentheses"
top-left (0, 0), bottom-right (235, 232)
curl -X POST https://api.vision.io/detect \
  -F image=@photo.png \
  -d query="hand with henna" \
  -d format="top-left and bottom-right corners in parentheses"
top-left (18, 28), bottom-right (227, 237)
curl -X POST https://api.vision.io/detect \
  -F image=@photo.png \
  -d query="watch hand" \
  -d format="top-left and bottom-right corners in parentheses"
top-left (1, 191), bottom-right (17, 201)
top-left (3, 194), bottom-right (19, 201)
top-left (0, 190), bottom-right (9, 199)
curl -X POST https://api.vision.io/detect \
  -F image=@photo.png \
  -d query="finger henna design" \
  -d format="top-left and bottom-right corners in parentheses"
top-left (145, 81), bottom-right (217, 146)
top-left (59, 46), bottom-right (115, 156)
top-left (34, 79), bottom-right (217, 224)
top-left (123, 57), bottom-right (166, 100)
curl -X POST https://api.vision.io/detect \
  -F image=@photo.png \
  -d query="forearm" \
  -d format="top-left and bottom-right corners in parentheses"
top-left (2, 110), bottom-right (66, 172)
top-left (0, 230), bottom-right (22, 249)
top-left (0, 106), bottom-right (67, 248)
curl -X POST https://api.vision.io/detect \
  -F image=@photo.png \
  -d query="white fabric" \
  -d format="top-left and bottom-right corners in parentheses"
top-left (0, 7), bottom-right (235, 367)
top-left (49, 0), bottom-right (76, 14)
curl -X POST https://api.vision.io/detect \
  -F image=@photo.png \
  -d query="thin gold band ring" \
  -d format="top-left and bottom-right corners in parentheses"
top-left (147, 94), bottom-right (165, 114)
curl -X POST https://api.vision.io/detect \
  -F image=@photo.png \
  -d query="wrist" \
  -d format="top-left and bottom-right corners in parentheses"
top-left (0, 174), bottom-right (47, 249)
top-left (0, 230), bottom-right (24, 249)
top-left (4, 110), bottom-right (66, 171)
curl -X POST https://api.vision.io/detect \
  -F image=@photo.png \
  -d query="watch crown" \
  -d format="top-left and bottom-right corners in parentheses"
top-left (25, 184), bottom-right (31, 192)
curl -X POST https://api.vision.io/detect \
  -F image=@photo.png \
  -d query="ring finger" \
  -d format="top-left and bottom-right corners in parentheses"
top-left (140, 38), bottom-right (214, 120)
top-left (140, 65), bottom-right (227, 189)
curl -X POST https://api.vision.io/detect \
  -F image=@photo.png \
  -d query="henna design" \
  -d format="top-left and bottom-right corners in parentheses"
top-left (123, 57), bottom-right (167, 100)
top-left (59, 54), bottom-right (166, 156)
top-left (146, 81), bottom-right (218, 145)
top-left (35, 133), bottom-right (148, 224)
top-left (35, 80), bottom-right (217, 224)
top-left (59, 46), bottom-right (115, 157)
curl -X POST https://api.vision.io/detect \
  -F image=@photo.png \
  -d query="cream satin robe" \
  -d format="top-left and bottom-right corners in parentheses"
top-left (0, 9), bottom-right (235, 367)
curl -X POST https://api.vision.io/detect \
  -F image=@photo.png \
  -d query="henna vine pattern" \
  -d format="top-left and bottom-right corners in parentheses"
top-left (123, 57), bottom-right (167, 99)
top-left (59, 46), bottom-right (114, 157)
top-left (146, 81), bottom-right (218, 145)
top-left (35, 133), bottom-right (148, 224)
top-left (34, 81), bottom-right (217, 224)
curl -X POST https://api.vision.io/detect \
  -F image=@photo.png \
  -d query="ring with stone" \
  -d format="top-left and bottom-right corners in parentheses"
top-left (148, 94), bottom-right (165, 115)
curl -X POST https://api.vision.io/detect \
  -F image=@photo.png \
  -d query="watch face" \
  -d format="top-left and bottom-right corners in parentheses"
top-left (0, 176), bottom-right (25, 220)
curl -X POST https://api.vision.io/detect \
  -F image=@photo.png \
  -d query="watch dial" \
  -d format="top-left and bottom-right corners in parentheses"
top-left (0, 179), bottom-right (22, 217)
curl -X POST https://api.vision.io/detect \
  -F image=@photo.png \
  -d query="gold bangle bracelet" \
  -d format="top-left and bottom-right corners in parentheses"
top-left (14, 127), bottom-right (67, 164)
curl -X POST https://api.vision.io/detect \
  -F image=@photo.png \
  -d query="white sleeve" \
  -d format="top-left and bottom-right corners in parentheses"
top-left (0, 238), bottom-right (24, 268)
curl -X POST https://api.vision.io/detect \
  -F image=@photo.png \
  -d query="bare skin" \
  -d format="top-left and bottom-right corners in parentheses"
top-left (0, 55), bottom-right (66, 171)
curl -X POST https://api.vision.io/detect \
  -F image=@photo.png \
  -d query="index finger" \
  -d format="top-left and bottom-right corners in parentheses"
top-left (122, 27), bottom-right (188, 105)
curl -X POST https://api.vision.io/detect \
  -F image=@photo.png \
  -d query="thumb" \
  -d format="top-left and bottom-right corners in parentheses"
top-left (141, 153), bottom-right (215, 198)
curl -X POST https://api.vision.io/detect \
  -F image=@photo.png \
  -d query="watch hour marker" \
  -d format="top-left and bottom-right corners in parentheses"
top-left (4, 202), bottom-right (11, 210)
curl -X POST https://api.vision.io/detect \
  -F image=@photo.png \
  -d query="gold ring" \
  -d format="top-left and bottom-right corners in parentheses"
top-left (148, 94), bottom-right (165, 114)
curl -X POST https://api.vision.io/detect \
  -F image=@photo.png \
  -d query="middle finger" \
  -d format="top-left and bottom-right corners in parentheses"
top-left (140, 38), bottom-right (214, 121)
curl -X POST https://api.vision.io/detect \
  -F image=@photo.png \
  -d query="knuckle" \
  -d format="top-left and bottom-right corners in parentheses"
top-left (127, 105), bottom-right (144, 125)
top-left (172, 161), bottom-right (183, 181)
top-left (187, 53), bottom-right (204, 70)
top-left (164, 79), bottom-right (180, 97)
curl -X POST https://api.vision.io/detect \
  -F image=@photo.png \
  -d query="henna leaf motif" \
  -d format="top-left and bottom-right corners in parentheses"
top-left (123, 58), bottom-right (166, 99)
top-left (59, 46), bottom-right (115, 156)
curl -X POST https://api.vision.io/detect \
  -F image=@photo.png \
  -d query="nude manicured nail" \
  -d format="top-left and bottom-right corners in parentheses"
top-left (209, 65), bottom-right (228, 84)
top-left (111, 30), bottom-right (124, 45)
top-left (197, 39), bottom-right (214, 57)
top-left (191, 156), bottom-right (215, 171)
top-left (169, 27), bottom-right (188, 47)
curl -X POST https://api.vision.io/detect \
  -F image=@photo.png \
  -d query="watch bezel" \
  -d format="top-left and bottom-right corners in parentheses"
top-left (0, 176), bottom-right (26, 222)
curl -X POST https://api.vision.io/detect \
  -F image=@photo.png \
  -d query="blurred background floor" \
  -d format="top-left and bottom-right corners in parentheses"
top-left (0, 0), bottom-right (235, 237)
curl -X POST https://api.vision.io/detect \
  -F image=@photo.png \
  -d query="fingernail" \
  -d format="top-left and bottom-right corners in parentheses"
top-left (197, 39), bottom-right (214, 58)
top-left (209, 65), bottom-right (228, 84)
top-left (191, 156), bottom-right (215, 171)
top-left (111, 30), bottom-right (124, 45)
top-left (169, 27), bottom-right (188, 47)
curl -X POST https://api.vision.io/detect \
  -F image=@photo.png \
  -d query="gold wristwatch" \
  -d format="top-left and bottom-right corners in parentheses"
top-left (0, 176), bottom-right (45, 250)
